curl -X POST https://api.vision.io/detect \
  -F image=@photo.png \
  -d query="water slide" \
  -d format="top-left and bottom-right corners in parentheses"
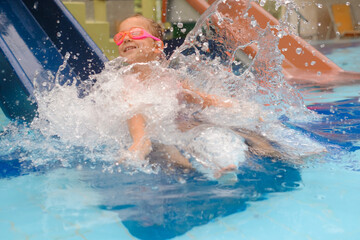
top-left (185, 0), bottom-right (360, 84)
top-left (0, 0), bottom-right (107, 121)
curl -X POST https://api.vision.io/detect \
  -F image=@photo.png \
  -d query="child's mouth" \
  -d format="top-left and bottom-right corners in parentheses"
top-left (124, 46), bottom-right (137, 52)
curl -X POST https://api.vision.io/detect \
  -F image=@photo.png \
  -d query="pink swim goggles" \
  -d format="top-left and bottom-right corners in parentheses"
top-left (113, 27), bottom-right (162, 46)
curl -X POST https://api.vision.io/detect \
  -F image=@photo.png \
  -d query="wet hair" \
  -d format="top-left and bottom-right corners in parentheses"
top-left (122, 14), bottom-right (164, 41)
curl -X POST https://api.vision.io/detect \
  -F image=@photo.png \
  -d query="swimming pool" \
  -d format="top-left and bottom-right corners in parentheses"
top-left (0, 40), bottom-right (359, 240)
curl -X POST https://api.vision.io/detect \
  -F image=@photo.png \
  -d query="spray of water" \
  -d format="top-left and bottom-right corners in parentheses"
top-left (0, 0), bottom-right (326, 178)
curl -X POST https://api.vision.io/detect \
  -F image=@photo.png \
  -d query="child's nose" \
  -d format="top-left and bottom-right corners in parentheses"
top-left (123, 34), bottom-right (132, 43)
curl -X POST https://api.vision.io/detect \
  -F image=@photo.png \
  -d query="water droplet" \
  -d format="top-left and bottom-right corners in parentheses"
top-left (177, 22), bottom-right (183, 28)
top-left (317, 71), bottom-right (321, 76)
top-left (305, 62), bottom-right (308, 67)
top-left (317, 22), bottom-right (321, 26)
top-left (311, 61), bottom-right (316, 65)
top-left (201, 42), bottom-right (209, 52)
top-left (251, 20), bottom-right (257, 27)
top-left (260, 0), bottom-right (266, 7)
top-left (57, 32), bottom-right (62, 37)
top-left (346, 2), bottom-right (350, 6)
top-left (181, 28), bottom-right (187, 33)
top-left (56, 20), bottom-right (60, 24)
top-left (316, 3), bottom-right (323, 8)
top-left (33, 1), bottom-right (38, 9)
top-left (296, 48), bottom-right (302, 55)
top-left (320, 44), bottom-right (325, 48)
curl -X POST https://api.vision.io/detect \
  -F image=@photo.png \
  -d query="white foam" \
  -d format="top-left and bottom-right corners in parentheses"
top-left (183, 125), bottom-right (248, 179)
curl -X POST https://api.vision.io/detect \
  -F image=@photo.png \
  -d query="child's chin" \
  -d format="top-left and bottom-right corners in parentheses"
top-left (128, 56), bottom-right (155, 64)
top-left (121, 54), bottom-right (140, 64)
top-left (125, 57), bottom-right (145, 64)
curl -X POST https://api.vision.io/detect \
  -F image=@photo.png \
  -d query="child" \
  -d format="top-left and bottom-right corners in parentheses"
top-left (114, 14), bottom-right (167, 162)
top-left (113, 14), bottom-right (295, 178)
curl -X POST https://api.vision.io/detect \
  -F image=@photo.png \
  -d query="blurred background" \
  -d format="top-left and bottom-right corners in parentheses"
top-left (61, 0), bottom-right (360, 59)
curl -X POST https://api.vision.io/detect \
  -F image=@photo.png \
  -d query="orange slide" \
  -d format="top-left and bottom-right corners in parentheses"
top-left (184, 0), bottom-right (360, 85)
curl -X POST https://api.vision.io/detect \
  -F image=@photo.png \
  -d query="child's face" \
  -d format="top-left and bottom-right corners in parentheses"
top-left (118, 17), bottom-right (162, 64)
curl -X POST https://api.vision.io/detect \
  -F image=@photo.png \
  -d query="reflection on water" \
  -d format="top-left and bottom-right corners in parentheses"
top-left (90, 157), bottom-right (302, 240)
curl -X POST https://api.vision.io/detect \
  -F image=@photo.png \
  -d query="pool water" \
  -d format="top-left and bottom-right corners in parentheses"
top-left (314, 40), bottom-right (360, 73)
top-left (1, 44), bottom-right (360, 239)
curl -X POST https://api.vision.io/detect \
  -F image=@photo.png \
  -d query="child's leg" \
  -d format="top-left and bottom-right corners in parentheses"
top-left (259, 123), bottom-right (327, 159)
top-left (231, 127), bottom-right (285, 158)
top-left (151, 143), bottom-right (193, 169)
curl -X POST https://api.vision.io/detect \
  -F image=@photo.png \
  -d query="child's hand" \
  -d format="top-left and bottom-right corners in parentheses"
top-left (116, 139), bottom-right (152, 165)
top-left (118, 114), bottom-right (152, 164)
top-left (128, 138), bottom-right (152, 160)
top-left (116, 150), bottom-right (137, 165)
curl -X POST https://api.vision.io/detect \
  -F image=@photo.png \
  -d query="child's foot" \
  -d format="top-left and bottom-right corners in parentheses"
top-left (213, 164), bottom-right (238, 185)
top-left (213, 164), bottom-right (237, 179)
top-left (217, 171), bottom-right (238, 185)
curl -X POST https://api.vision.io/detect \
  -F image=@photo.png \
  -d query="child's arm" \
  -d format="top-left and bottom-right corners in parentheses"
top-left (181, 82), bottom-right (234, 108)
top-left (127, 114), bottom-right (152, 160)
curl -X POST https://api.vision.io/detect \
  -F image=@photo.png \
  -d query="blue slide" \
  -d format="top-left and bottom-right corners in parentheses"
top-left (0, 0), bottom-right (107, 121)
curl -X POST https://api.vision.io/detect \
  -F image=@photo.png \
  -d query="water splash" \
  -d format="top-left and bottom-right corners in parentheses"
top-left (168, 0), bottom-right (311, 121)
top-left (0, 0), bottom-right (325, 178)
